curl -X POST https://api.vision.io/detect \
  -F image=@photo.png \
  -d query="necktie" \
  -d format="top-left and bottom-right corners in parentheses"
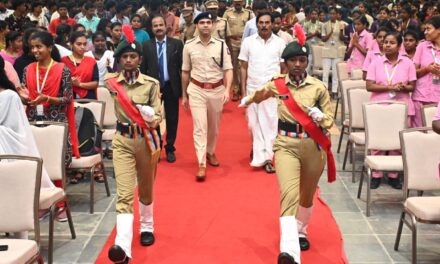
top-left (158, 41), bottom-right (165, 88)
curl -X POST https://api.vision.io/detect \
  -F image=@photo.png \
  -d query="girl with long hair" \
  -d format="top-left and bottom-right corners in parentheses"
top-left (61, 32), bottom-right (99, 99)
top-left (0, 31), bottom-right (23, 64)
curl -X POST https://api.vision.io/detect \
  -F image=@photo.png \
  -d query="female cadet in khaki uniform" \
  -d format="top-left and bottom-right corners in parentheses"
top-left (239, 25), bottom-right (336, 264)
top-left (105, 25), bottom-right (162, 264)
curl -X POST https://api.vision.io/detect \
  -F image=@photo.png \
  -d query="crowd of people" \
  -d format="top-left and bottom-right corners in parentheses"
top-left (1, 0), bottom-right (440, 263)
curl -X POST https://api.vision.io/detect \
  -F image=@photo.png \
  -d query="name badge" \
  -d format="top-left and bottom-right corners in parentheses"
top-left (36, 104), bottom-right (44, 116)
top-left (277, 94), bottom-right (289, 100)
top-left (389, 91), bottom-right (396, 99)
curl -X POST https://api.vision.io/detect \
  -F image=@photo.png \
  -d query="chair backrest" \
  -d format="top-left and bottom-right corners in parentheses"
top-left (340, 79), bottom-right (366, 121)
top-left (0, 155), bottom-right (41, 242)
top-left (347, 87), bottom-right (371, 130)
top-left (97, 87), bottom-right (117, 127)
top-left (363, 101), bottom-right (407, 151)
top-left (31, 122), bottom-right (67, 182)
top-left (311, 45), bottom-right (323, 69)
top-left (350, 68), bottom-right (363, 80)
top-left (336, 61), bottom-right (348, 82)
top-left (400, 128), bottom-right (440, 195)
top-left (74, 99), bottom-right (106, 128)
top-left (421, 103), bottom-right (438, 127)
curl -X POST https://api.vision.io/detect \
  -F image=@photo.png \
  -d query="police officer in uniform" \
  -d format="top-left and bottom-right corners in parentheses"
top-left (181, 7), bottom-right (196, 43)
top-left (240, 38), bottom-right (336, 264)
top-left (223, 0), bottom-right (254, 101)
top-left (181, 12), bottom-right (233, 181)
top-left (194, 0), bottom-right (231, 43)
top-left (106, 26), bottom-right (162, 264)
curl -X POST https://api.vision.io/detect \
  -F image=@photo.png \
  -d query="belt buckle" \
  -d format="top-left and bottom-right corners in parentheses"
top-left (204, 83), bottom-right (212, 89)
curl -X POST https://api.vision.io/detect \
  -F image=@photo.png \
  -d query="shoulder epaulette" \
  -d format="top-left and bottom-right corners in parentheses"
top-left (141, 74), bottom-right (160, 84)
top-left (272, 73), bottom-right (286, 80)
top-left (104, 72), bottom-right (119, 81)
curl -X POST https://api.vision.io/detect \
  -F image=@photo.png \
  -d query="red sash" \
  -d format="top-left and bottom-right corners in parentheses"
top-left (274, 78), bottom-right (336, 183)
top-left (61, 56), bottom-right (96, 98)
top-left (26, 62), bottom-right (80, 158)
top-left (106, 77), bottom-right (160, 152)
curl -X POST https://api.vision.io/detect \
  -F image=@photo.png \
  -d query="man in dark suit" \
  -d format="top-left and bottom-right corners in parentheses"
top-left (141, 14), bottom-right (183, 163)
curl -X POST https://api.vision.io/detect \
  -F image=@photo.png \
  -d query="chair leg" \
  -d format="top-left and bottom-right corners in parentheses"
top-left (48, 206), bottom-right (56, 264)
top-left (64, 199), bottom-right (76, 239)
top-left (366, 168), bottom-right (372, 217)
top-left (342, 140), bottom-right (350, 170)
top-left (90, 166), bottom-right (96, 214)
top-left (337, 125), bottom-right (346, 153)
top-left (357, 166), bottom-right (365, 199)
top-left (410, 214), bottom-right (418, 264)
top-left (333, 97), bottom-right (340, 119)
top-left (351, 143), bottom-right (356, 183)
top-left (394, 211), bottom-right (406, 251)
top-left (101, 162), bottom-right (111, 197)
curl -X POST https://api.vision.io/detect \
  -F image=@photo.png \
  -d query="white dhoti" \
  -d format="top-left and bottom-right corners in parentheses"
top-left (246, 86), bottom-right (278, 167)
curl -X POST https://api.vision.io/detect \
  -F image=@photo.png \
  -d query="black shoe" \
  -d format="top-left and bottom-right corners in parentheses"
top-left (277, 252), bottom-right (297, 264)
top-left (140, 231), bottom-right (155, 246)
top-left (108, 245), bottom-right (129, 263)
top-left (299, 237), bottom-right (310, 251)
top-left (166, 151), bottom-right (176, 163)
top-left (388, 178), bottom-right (402, 190)
top-left (370, 178), bottom-right (381, 189)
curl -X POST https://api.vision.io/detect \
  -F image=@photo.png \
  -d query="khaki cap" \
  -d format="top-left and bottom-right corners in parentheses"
top-left (205, 0), bottom-right (219, 9)
top-left (181, 7), bottom-right (193, 17)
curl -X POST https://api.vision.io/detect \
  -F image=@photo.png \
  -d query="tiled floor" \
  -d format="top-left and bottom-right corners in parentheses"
top-left (8, 128), bottom-right (440, 264)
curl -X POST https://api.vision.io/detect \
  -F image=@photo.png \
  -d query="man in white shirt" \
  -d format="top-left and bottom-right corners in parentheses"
top-left (272, 12), bottom-right (294, 45)
top-left (242, 0), bottom-right (268, 39)
top-left (239, 12), bottom-right (286, 173)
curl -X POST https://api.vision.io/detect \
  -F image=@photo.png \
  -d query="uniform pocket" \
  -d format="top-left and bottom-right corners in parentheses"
top-left (132, 95), bottom-right (148, 104)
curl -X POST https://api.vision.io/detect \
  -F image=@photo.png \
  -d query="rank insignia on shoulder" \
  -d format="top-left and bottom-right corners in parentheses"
top-left (277, 94), bottom-right (289, 100)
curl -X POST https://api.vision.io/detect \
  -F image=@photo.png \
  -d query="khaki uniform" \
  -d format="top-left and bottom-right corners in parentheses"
top-left (194, 17), bottom-right (231, 40)
top-left (223, 7), bottom-right (254, 95)
top-left (105, 72), bottom-right (162, 214)
top-left (303, 20), bottom-right (323, 46)
top-left (181, 22), bottom-right (196, 43)
top-left (247, 74), bottom-right (333, 216)
top-left (182, 36), bottom-right (233, 166)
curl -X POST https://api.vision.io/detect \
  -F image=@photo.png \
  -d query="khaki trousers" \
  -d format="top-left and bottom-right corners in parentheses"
top-left (188, 82), bottom-right (224, 166)
top-left (231, 47), bottom-right (241, 95)
top-left (112, 133), bottom-right (160, 214)
top-left (274, 136), bottom-right (326, 217)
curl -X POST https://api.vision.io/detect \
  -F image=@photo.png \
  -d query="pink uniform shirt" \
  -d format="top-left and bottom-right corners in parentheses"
top-left (347, 29), bottom-right (373, 75)
top-left (362, 50), bottom-right (382, 72)
top-left (412, 40), bottom-right (440, 103)
top-left (367, 54), bottom-right (417, 115)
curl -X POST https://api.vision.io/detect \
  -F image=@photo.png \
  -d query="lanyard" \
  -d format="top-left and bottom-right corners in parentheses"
top-left (36, 59), bottom-right (54, 93)
top-left (432, 48), bottom-right (439, 64)
top-left (384, 62), bottom-right (398, 85)
top-left (69, 55), bottom-right (82, 67)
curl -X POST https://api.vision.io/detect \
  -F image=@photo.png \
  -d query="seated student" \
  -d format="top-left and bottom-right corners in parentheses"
top-left (0, 55), bottom-right (55, 190)
top-left (366, 31), bottom-right (417, 189)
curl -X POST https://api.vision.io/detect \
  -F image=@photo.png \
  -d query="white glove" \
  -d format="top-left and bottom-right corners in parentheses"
top-left (308, 107), bottom-right (324, 122)
top-left (136, 104), bottom-right (155, 122)
top-left (238, 96), bottom-right (250, 108)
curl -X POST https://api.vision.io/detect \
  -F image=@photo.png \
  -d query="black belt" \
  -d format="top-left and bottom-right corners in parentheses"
top-left (116, 121), bottom-right (146, 138)
top-left (278, 120), bottom-right (303, 134)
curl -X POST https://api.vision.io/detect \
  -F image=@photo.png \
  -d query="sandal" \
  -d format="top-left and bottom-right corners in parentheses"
top-left (94, 172), bottom-right (105, 183)
top-left (70, 172), bottom-right (84, 184)
top-left (264, 161), bottom-right (276, 174)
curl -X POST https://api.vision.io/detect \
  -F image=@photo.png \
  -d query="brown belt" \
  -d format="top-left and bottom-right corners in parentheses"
top-left (191, 78), bottom-right (223, 89)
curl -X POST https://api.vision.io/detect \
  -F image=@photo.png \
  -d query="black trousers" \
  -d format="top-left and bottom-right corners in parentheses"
top-left (156, 82), bottom-right (179, 153)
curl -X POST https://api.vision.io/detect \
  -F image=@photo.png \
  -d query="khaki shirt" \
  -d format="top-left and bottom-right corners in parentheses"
top-left (223, 7), bottom-right (254, 47)
top-left (194, 17), bottom-right (231, 40)
top-left (104, 72), bottom-right (162, 128)
top-left (248, 74), bottom-right (333, 129)
top-left (303, 20), bottom-right (323, 45)
top-left (181, 22), bottom-right (196, 43)
top-left (182, 36), bottom-right (233, 82)
top-left (321, 20), bottom-right (345, 59)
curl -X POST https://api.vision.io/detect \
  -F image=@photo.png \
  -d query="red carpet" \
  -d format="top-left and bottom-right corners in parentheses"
top-left (95, 102), bottom-right (347, 264)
